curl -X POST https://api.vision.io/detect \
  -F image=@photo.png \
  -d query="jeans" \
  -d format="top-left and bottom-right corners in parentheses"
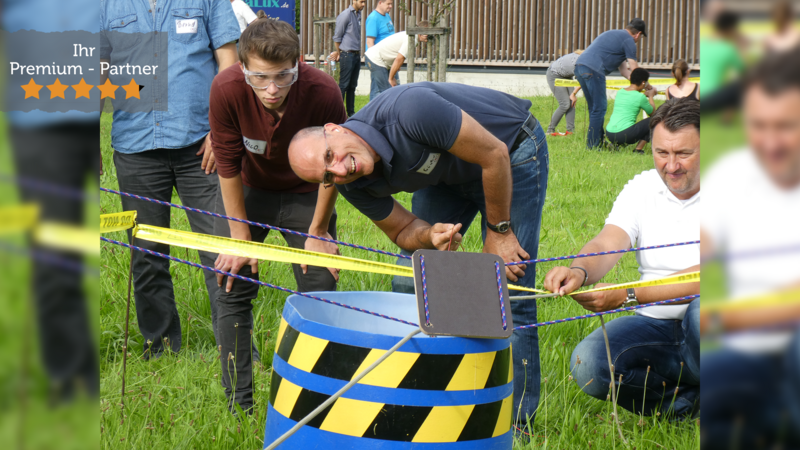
top-left (11, 124), bottom-right (99, 400)
top-left (571, 299), bottom-right (701, 416)
top-left (213, 186), bottom-right (338, 411)
top-left (701, 329), bottom-right (800, 449)
top-left (606, 118), bottom-right (652, 147)
top-left (366, 55), bottom-right (399, 101)
top-left (114, 142), bottom-right (221, 358)
top-left (338, 51), bottom-right (361, 117)
top-left (391, 116), bottom-right (549, 424)
top-left (575, 64), bottom-right (608, 149)
top-left (546, 68), bottom-right (576, 133)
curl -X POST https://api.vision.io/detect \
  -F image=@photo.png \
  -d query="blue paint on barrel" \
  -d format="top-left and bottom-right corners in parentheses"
top-left (263, 292), bottom-right (514, 449)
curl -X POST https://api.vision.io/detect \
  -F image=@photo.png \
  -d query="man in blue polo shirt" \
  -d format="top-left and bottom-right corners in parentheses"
top-left (287, 82), bottom-right (549, 426)
top-left (576, 18), bottom-right (647, 149)
top-left (365, 0), bottom-right (394, 49)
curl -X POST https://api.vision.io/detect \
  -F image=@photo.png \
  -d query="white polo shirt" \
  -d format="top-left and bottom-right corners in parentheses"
top-left (231, 0), bottom-right (257, 33)
top-left (365, 31), bottom-right (413, 69)
top-left (605, 169), bottom-right (700, 320)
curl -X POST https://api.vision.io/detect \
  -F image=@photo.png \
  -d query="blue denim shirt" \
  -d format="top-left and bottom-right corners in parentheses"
top-left (100, 0), bottom-right (240, 153)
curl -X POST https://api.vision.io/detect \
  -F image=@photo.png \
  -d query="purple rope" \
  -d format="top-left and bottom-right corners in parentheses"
top-left (420, 254), bottom-right (431, 327)
top-left (100, 187), bottom-right (410, 259)
top-left (506, 241), bottom-right (700, 266)
top-left (495, 262), bottom-right (507, 330)
top-left (0, 174), bottom-right (96, 202)
top-left (0, 240), bottom-right (95, 275)
top-left (512, 295), bottom-right (700, 331)
top-left (100, 237), bottom-right (420, 328)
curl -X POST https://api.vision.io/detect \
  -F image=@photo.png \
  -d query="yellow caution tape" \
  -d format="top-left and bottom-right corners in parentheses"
top-left (573, 271), bottom-right (700, 295)
top-left (100, 211), bottom-right (137, 233)
top-left (130, 223), bottom-right (541, 292)
top-left (0, 204), bottom-right (40, 234)
top-left (701, 288), bottom-right (800, 314)
top-left (555, 77), bottom-right (700, 88)
top-left (34, 222), bottom-right (99, 256)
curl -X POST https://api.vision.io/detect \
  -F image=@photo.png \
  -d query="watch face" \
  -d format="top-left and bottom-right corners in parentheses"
top-left (495, 222), bottom-right (510, 233)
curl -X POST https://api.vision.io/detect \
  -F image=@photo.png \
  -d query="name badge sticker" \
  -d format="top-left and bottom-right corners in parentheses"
top-left (243, 136), bottom-right (267, 155)
top-left (416, 152), bottom-right (440, 175)
top-left (176, 19), bottom-right (198, 34)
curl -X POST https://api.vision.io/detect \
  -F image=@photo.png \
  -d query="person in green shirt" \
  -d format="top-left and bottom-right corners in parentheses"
top-left (606, 68), bottom-right (656, 153)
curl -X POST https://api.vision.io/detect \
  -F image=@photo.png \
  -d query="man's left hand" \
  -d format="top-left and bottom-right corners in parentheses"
top-left (389, 77), bottom-right (398, 87)
top-left (483, 230), bottom-right (529, 282)
top-left (197, 133), bottom-right (217, 175)
top-left (302, 232), bottom-right (341, 281)
top-left (570, 283), bottom-right (626, 312)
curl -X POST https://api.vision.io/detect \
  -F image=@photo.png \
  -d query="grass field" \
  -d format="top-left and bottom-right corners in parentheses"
top-left (99, 96), bottom-right (699, 449)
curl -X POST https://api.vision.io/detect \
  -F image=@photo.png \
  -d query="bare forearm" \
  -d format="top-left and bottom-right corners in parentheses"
top-left (634, 265), bottom-right (700, 304)
top-left (482, 151), bottom-right (513, 225)
top-left (310, 185), bottom-right (337, 234)
top-left (214, 42), bottom-right (238, 72)
top-left (394, 218), bottom-right (435, 251)
top-left (218, 174), bottom-right (251, 240)
top-left (569, 239), bottom-right (625, 285)
top-left (367, 37), bottom-right (375, 48)
top-left (389, 56), bottom-right (404, 81)
top-left (709, 304), bottom-right (800, 333)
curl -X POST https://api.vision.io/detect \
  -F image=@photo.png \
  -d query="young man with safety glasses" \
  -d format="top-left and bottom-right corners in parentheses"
top-left (208, 17), bottom-right (347, 413)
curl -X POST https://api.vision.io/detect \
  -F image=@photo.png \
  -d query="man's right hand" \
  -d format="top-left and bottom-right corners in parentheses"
top-left (215, 253), bottom-right (258, 293)
top-left (569, 93), bottom-right (578, 108)
top-left (330, 51), bottom-right (340, 62)
top-left (543, 266), bottom-right (585, 296)
top-left (429, 223), bottom-right (462, 251)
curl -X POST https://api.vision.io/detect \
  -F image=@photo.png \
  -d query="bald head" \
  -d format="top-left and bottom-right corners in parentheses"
top-left (288, 126), bottom-right (326, 183)
top-left (288, 124), bottom-right (381, 187)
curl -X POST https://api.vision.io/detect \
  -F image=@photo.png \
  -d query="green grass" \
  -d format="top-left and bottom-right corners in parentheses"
top-left (99, 96), bottom-right (698, 449)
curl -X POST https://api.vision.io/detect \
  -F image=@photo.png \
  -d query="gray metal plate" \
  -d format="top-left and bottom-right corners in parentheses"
top-left (412, 249), bottom-right (513, 339)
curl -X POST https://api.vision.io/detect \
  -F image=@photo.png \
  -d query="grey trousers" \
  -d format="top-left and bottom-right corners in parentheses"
top-left (212, 185), bottom-right (337, 411)
top-left (546, 68), bottom-right (576, 133)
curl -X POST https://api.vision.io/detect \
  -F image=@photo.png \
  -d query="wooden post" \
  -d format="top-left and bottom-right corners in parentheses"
top-left (407, 15), bottom-right (416, 84)
top-left (438, 14), bottom-right (449, 83)
top-left (314, 20), bottom-right (321, 69)
top-left (426, 38), bottom-right (433, 82)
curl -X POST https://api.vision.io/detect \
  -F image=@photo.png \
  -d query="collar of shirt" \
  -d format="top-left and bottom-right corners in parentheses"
top-left (341, 120), bottom-right (395, 189)
top-left (653, 173), bottom-right (701, 207)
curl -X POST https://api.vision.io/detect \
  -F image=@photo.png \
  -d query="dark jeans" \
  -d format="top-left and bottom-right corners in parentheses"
top-left (366, 55), bottom-right (399, 101)
top-left (391, 117), bottom-right (549, 424)
top-left (213, 185), bottom-right (338, 411)
top-left (113, 142), bottom-right (220, 358)
top-left (606, 118), bottom-right (652, 146)
top-left (338, 51), bottom-right (361, 117)
top-left (701, 329), bottom-right (800, 449)
top-left (571, 299), bottom-right (701, 416)
top-left (11, 124), bottom-right (99, 400)
top-left (700, 81), bottom-right (741, 114)
top-left (575, 64), bottom-right (608, 149)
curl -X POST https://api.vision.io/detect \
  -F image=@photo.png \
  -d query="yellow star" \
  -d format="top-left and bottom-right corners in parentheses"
top-left (21, 78), bottom-right (43, 99)
top-left (46, 78), bottom-right (69, 99)
top-left (98, 78), bottom-right (119, 99)
top-left (71, 78), bottom-right (94, 99)
top-left (122, 78), bottom-right (141, 99)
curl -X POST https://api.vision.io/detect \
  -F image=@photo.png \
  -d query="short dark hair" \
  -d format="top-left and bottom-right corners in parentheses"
top-left (630, 68), bottom-right (650, 86)
top-left (714, 11), bottom-right (740, 33)
top-left (744, 47), bottom-right (800, 96)
top-left (238, 17), bottom-right (300, 66)
top-left (649, 98), bottom-right (700, 133)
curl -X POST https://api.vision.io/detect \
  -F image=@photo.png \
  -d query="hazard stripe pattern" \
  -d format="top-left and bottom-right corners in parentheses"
top-left (275, 320), bottom-right (511, 391)
top-left (269, 371), bottom-right (512, 442)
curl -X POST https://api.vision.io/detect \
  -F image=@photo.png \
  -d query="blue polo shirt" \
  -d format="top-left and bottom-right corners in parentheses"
top-left (337, 82), bottom-right (533, 221)
top-left (576, 29), bottom-right (638, 75)
top-left (365, 9), bottom-right (394, 48)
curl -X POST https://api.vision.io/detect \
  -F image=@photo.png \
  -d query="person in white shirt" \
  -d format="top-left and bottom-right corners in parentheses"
top-left (230, 0), bottom-right (257, 33)
top-left (544, 98), bottom-right (700, 417)
top-left (364, 23), bottom-right (427, 100)
top-left (700, 50), bottom-right (800, 450)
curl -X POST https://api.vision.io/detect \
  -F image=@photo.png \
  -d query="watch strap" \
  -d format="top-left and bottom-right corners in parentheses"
top-left (571, 266), bottom-right (589, 286)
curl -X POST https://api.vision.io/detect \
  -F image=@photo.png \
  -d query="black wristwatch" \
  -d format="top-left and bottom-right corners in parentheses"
top-left (623, 288), bottom-right (639, 307)
top-left (487, 220), bottom-right (511, 234)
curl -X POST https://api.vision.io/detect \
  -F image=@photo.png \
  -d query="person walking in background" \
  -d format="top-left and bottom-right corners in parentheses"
top-left (575, 18), bottom-right (648, 150)
top-left (666, 59), bottom-right (699, 101)
top-left (605, 68), bottom-right (657, 153)
top-left (546, 50), bottom-right (583, 136)
top-left (230, 0), bottom-right (257, 33)
top-left (365, 0), bottom-right (394, 50)
top-left (332, 0), bottom-right (366, 117)
top-left (364, 24), bottom-right (428, 100)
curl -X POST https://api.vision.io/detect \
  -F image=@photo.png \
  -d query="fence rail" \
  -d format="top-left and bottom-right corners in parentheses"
top-left (299, 0), bottom-right (700, 69)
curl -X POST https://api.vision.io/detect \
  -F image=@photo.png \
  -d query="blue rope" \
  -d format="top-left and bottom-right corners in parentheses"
top-left (0, 174), bottom-right (97, 202)
top-left (495, 262), bottom-right (507, 330)
top-left (506, 241), bottom-right (701, 266)
top-left (420, 254), bottom-right (430, 327)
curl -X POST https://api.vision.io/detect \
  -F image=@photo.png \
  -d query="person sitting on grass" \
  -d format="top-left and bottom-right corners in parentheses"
top-left (666, 59), bottom-right (699, 101)
top-left (544, 98), bottom-right (700, 419)
top-left (605, 67), bottom-right (657, 153)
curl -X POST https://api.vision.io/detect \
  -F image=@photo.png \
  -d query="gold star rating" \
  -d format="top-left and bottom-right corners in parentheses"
top-left (98, 78), bottom-right (119, 99)
top-left (71, 78), bottom-right (94, 99)
top-left (46, 78), bottom-right (69, 99)
top-left (21, 78), bottom-right (43, 99)
top-left (122, 78), bottom-right (141, 99)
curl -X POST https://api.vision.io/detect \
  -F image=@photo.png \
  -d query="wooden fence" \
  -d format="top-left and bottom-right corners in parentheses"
top-left (299, 0), bottom-right (700, 69)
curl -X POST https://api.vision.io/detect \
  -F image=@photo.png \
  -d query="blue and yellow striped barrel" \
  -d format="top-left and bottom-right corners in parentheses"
top-left (264, 291), bottom-right (514, 449)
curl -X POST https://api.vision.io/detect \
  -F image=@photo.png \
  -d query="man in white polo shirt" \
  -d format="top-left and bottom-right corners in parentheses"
top-left (364, 23), bottom-right (427, 100)
top-left (544, 98), bottom-right (700, 417)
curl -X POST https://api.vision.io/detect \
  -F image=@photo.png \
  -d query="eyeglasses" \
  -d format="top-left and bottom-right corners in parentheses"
top-left (242, 64), bottom-right (299, 90)
top-left (322, 129), bottom-right (336, 188)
